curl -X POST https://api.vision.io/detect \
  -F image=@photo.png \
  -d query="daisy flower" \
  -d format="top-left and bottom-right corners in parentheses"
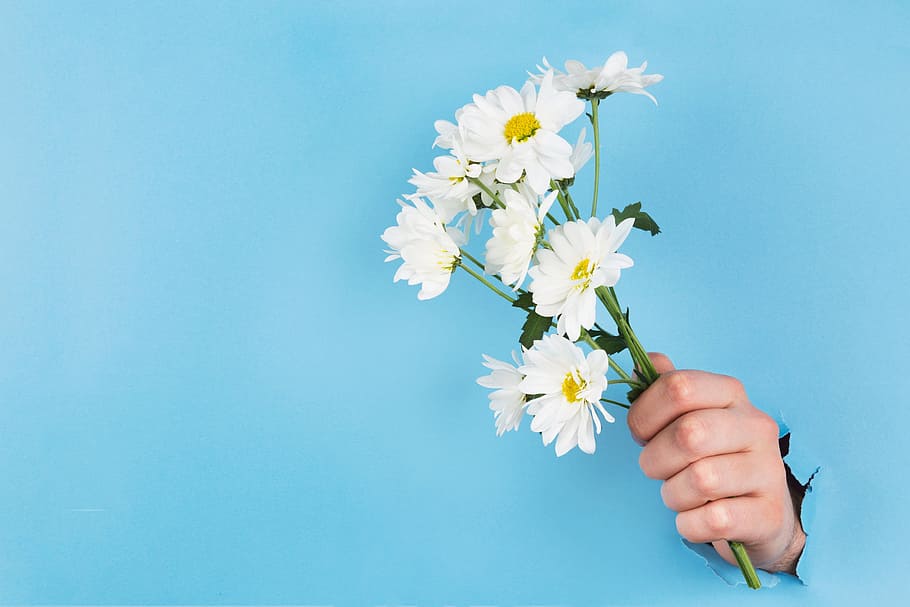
top-left (477, 352), bottom-right (527, 436)
top-left (484, 186), bottom-right (556, 288)
top-left (528, 216), bottom-right (635, 340)
top-left (569, 127), bottom-right (593, 174)
top-left (519, 334), bottom-right (613, 456)
top-left (408, 150), bottom-right (484, 223)
top-left (458, 71), bottom-right (585, 194)
top-left (533, 52), bottom-right (664, 104)
top-left (381, 197), bottom-right (463, 300)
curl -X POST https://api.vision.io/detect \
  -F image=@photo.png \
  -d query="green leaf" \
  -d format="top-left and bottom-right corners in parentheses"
top-left (588, 328), bottom-right (628, 355)
top-left (519, 309), bottom-right (552, 349)
top-left (511, 291), bottom-right (535, 312)
top-left (611, 201), bottom-right (661, 236)
top-left (626, 385), bottom-right (646, 403)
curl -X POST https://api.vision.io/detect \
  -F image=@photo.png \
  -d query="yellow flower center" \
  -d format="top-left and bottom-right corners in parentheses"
top-left (438, 253), bottom-right (459, 273)
top-left (570, 258), bottom-right (591, 280)
top-left (562, 371), bottom-right (587, 403)
top-left (570, 258), bottom-right (595, 290)
top-left (503, 112), bottom-right (541, 143)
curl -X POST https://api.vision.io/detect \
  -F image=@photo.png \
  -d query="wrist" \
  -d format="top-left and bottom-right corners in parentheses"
top-left (766, 517), bottom-right (806, 574)
top-left (766, 461), bottom-right (809, 574)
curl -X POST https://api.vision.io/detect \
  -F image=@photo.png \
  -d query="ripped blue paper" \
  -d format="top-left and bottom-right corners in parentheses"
top-left (684, 415), bottom-right (818, 588)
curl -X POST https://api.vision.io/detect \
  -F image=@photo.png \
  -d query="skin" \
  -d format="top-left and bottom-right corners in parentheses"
top-left (628, 353), bottom-right (806, 574)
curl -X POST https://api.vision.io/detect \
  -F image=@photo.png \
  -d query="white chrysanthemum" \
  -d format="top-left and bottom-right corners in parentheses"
top-left (458, 71), bottom-right (585, 194)
top-left (533, 53), bottom-right (663, 104)
top-left (484, 186), bottom-right (556, 288)
top-left (433, 118), bottom-right (462, 150)
top-left (409, 152), bottom-right (483, 223)
top-left (477, 352), bottom-right (527, 436)
top-left (570, 128), bottom-right (593, 174)
top-left (381, 197), bottom-right (463, 300)
top-left (528, 217), bottom-right (635, 340)
top-left (519, 334), bottom-right (613, 456)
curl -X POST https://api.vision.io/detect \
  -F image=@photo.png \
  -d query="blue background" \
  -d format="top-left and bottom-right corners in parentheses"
top-left (1, 1), bottom-right (907, 604)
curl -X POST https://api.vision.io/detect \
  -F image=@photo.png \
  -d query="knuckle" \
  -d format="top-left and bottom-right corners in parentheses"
top-left (726, 375), bottom-right (746, 398)
top-left (675, 414), bottom-right (707, 456)
top-left (704, 502), bottom-right (733, 537)
top-left (626, 410), bottom-right (646, 443)
top-left (663, 371), bottom-right (692, 406)
top-left (690, 459), bottom-right (720, 498)
top-left (754, 413), bottom-right (780, 442)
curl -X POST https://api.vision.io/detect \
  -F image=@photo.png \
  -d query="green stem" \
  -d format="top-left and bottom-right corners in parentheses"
top-left (468, 178), bottom-right (506, 209)
top-left (460, 248), bottom-right (486, 271)
top-left (608, 379), bottom-right (642, 386)
top-left (579, 327), bottom-right (631, 381)
top-left (608, 358), bottom-right (631, 381)
top-left (730, 541), bottom-right (762, 589)
top-left (563, 186), bottom-right (581, 219)
top-left (590, 98), bottom-right (602, 217)
top-left (551, 180), bottom-right (577, 221)
top-left (593, 286), bottom-right (762, 589)
top-left (457, 260), bottom-right (514, 304)
top-left (600, 397), bottom-right (631, 410)
top-left (471, 176), bottom-right (560, 227)
top-left (595, 286), bottom-right (658, 385)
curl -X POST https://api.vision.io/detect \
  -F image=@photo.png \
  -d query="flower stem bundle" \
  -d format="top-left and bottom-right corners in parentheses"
top-left (382, 53), bottom-right (760, 589)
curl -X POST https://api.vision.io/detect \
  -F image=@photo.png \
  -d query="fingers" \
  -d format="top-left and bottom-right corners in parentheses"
top-left (627, 370), bottom-right (746, 444)
top-left (638, 409), bottom-right (752, 480)
top-left (675, 496), bottom-right (786, 545)
top-left (659, 452), bottom-right (778, 512)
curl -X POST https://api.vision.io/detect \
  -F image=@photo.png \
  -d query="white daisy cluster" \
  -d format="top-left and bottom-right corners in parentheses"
top-left (478, 335), bottom-right (614, 456)
top-left (382, 53), bottom-right (663, 456)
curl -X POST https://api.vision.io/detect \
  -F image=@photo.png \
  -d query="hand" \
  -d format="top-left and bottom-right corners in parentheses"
top-left (627, 353), bottom-right (806, 573)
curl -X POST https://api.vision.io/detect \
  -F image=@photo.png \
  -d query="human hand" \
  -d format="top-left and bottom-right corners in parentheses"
top-left (627, 353), bottom-right (806, 573)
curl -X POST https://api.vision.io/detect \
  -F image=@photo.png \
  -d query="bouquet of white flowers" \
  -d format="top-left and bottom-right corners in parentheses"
top-left (382, 52), bottom-right (761, 589)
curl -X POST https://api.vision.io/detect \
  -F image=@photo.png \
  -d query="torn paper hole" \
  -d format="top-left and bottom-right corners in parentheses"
top-left (683, 420), bottom-right (818, 587)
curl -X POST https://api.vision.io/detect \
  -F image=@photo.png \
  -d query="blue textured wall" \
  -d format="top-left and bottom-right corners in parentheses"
top-left (1, 1), bottom-right (907, 604)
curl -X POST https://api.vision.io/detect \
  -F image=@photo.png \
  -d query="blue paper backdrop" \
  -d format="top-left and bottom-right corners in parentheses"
top-left (1, 1), bottom-right (907, 604)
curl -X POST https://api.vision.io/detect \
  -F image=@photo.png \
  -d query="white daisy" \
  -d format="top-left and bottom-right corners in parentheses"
top-left (458, 71), bottom-right (585, 194)
top-left (519, 334), bottom-right (613, 456)
top-left (528, 216), bottom-right (635, 340)
top-left (534, 53), bottom-right (664, 104)
top-left (569, 127), bottom-right (593, 174)
top-left (381, 197), bottom-right (463, 300)
top-left (484, 186), bottom-right (556, 288)
top-left (432, 117), bottom-right (463, 150)
top-left (408, 151), bottom-right (484, 223)
top-left (477, 352), bottom-right (527, 436)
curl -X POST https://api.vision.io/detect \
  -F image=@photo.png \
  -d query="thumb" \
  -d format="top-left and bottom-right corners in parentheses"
top-left (646, 352), bottom-right (676, 374)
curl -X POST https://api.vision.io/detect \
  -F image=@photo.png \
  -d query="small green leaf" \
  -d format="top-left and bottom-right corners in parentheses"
top-left (587, 328), bottom-right (627, 355)
top-left (519, 309), bottom-right (552, 349)
top-left (511, 291), bottom-right (535, 312)
top-left (626, 385), bottom-right (645, 403)
top-left (611, 201), bottom-right (661, 236)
